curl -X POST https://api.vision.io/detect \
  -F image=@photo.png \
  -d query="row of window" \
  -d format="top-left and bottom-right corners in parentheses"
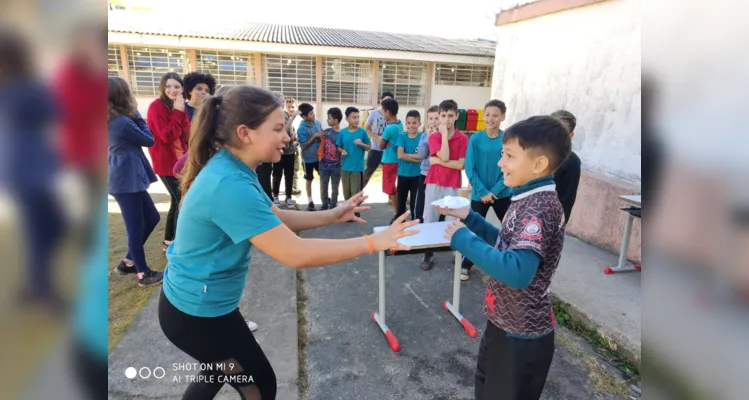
top-left (108, 45), bottom-right (492, 105)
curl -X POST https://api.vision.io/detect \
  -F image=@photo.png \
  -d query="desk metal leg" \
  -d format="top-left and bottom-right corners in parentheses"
top-left (442, 251), bottom-right (478, 337)
top-left (372, 250), bottom-right (400, 352)
top-left (604, 212), bottom-right (642, 274)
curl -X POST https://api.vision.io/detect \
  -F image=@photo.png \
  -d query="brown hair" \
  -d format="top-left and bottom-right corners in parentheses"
top-left (108, 76), bottom-right (138, 121)
top-left (426, 105), bottom-right (439, 114)
top-left (0, 27), bottom-right (33, 82)
top-left (180, 85), bottom-right (282, 200)
top-left (158, 72), bottom-right (184, 111)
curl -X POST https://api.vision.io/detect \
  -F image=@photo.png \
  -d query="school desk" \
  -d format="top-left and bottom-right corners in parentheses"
top-left (604, 195), bottom-right (642, 274)
top-left (371, 221), bottom-right (478, 352)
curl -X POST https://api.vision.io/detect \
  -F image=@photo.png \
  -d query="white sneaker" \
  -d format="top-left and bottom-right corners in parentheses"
top-left (273, 197), bottom-right (281, 206)
top-left (285, 198), bottom-right (296, 208)
top-left (247, 320), bottom-right (258, 331)
top-left (460, 268), bottom-right (470, 281)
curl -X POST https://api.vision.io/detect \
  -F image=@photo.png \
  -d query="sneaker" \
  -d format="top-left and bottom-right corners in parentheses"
top-left (320, 202), bottom-right (330, 211)
top-left (285, 198), bottom-right (296, 208)
top-left (307, 201), bottom-right (316, 211)
top-left (389, 215), bottom-right (397, 225)
top-left (247, 320), bottom-right (259, 332)
top-left (138, 270), bottom-right (164, 287)
top-left (114, 260), bottom-right (137, 275)
top-left (273, 197), bottom-right (281, 206)
top-left (420, 254), bottom-right (433, 270)
top-left (460, 268), bottom-right (470, 281)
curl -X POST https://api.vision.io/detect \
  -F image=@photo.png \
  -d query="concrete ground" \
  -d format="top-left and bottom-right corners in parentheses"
top-left (300, 203), bottom-right (638, 400)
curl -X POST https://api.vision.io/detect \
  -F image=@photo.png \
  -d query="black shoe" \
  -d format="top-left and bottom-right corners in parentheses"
top-left (307, 201), bottom-right (316, 211)
top-left (138, 270), bottom-right (164, 287)
top-left (320, 202), bottom-right (330, 211)
top-left (115, 261), bottom-right (137, 275)
top-left (420, 254), bottom-right (434, 270)
top-left (389, 215), bottom-right (397, 225)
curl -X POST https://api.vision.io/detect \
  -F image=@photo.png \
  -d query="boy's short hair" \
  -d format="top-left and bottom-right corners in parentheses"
top-left (345, 106), bottom-right (359, 117)
top-left (381, 98), bottom-right (399, 117)
top-left (298, 103), bottom-right (314, 117)
top-left (502, 115), bottom-right (571, 173)
top-left (438, 99), bottom-right (458, 113)
top-left (183, 72), bottom-right (217, 100)
top-left (426, 105), bottom-right (439, 114)
top-left (381, 91), bottom-right (394, 100)
top-left (406, 110), bottom-right (421, 120)
top-left (484, 99), bottom-right (507, 114)
top-left (550, 110), bottom-right (577, 132)
top-left (327, 107), bottom-right (343, 123)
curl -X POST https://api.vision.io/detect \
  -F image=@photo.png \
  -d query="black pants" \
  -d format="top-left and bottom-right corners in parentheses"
top-left (159, 175), bottom-right (182, 242)
top-left (158, 290), bottom-right (277, 399)
top-left (71, 339), bottom-right (107, 400)
top-left (258, 163), bottom-right (274, 201)
top-left (396, 175), bottom-right (419, 219)
top-left (463, 197), bottom-right (512, 271)
top-left (362, 149), bottom-right (382, 189)
top-left (414, 174), bottom-right (427, 223)
top-left (272, 154), bottom-right (295, 199)
top-left (475, 322), bottom-right (554, 400)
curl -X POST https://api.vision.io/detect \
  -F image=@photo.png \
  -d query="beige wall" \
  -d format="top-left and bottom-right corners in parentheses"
top-left (430, 85), bottom-right (492, 111)
top-left (493, 0), bottom-right (641, 260)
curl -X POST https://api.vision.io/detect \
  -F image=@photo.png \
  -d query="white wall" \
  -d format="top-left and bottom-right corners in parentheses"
top-left (492, 0), bottom-right (641, 183)
top-left (430, 85), bottom-right (492, 111)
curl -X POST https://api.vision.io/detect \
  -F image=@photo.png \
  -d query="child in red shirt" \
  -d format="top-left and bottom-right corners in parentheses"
top-left (146, 72), bottom-right (190, 251)
top-left (420, 99), bottom-right (468, 269)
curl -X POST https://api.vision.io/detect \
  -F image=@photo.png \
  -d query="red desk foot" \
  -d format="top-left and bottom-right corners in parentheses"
top-left (442, 301), bottom-right (478, 338)
top-left (371, 312), bottom-right (400, 352)
top-left (604, 264), bottom-right (642, 274)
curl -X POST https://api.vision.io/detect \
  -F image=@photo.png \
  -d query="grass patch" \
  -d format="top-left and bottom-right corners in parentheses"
top-left (552, 300), bottom-right (640, 382)
top-left (586, 357), bottom-right (633, 398)
top-left (108, 208), bottom-right (168, 351)
top-left (296, 269), bottom-right (309, 399)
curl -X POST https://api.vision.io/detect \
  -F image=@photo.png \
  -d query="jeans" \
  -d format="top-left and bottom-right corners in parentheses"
top-left (319, 164), bottom-right (341, 207)
top-left (111, 191), bottom-right (160, 273)
top-left (396, 175), bottom-right (420, 219)
top-left (273, 153), bottom-right (295, 199)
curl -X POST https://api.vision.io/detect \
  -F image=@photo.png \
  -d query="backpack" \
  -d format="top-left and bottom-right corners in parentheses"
top-left (318, 130), bottom-right (340, 164)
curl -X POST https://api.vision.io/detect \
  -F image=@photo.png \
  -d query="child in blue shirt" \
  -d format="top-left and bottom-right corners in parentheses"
top-left (319, 107), bottom-right (343, 210)
top-left (158, 85), bottom-right (420, 400)
top-left (435, 115), bottom-right (571, 400)
top-left (336, 107), bottom-right (371, 203)
top-left (297, 103), bottom-right (324, 211)
top-left (461, 99), bottom-right (512, 281)
top-left (396, 110), bottom-right (423, 221)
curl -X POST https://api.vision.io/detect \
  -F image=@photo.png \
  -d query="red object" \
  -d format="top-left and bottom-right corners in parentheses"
top-left (385, 330), bottom-right (401, 352)
top-left (465, 119), bottom-right (478, 131)
top-left (425, 131), bottom-right (468, 188)
top-left (603, 267), bottom-right (614, 274)
top-left (147, 99), bottom-right (191, 176)
top-left (381, 163), bottom-right (398, 195)
top-left (460, 317), bottom-right (478, 338)
top-left (634, 264), bottom-right (642, 271)
top-left (53, 59), bottom-right (108, 170)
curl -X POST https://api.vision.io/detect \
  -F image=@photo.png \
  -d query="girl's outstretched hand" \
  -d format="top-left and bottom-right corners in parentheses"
top-left (371, 211), bottom-right (420, 252)
top-left (333, 191), bottom-right (370, 224)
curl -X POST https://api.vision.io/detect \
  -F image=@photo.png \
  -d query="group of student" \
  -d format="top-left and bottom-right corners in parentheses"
top-left (108, 66), bottom-right (583, 399)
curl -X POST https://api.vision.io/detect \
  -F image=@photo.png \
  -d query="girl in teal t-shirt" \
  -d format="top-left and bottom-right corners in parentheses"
top-left (158, 85), bottom-right (419, 399)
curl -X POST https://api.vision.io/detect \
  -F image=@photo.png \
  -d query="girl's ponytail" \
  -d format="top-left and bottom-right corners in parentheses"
top-left (180, 95), bottom-right (224, 201)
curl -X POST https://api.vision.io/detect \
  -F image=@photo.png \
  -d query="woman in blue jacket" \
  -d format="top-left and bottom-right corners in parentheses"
top-left (108, 77), bottom-right (163, 286)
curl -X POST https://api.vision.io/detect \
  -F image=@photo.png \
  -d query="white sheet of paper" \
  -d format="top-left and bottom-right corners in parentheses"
top-left (373, 221), bottom-right (452, 249)
top-left (431, 196), bottom-right (470, 209)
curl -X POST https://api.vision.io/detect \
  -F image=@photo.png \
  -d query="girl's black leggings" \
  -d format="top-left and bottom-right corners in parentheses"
top-left (158, 290), bottom-right (277, 399)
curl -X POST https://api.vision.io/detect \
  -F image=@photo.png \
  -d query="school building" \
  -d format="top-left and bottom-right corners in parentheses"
top-left (106, 11), bottom-right (496, 129)
top-left (492, 0), bottom-right (642, 260)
